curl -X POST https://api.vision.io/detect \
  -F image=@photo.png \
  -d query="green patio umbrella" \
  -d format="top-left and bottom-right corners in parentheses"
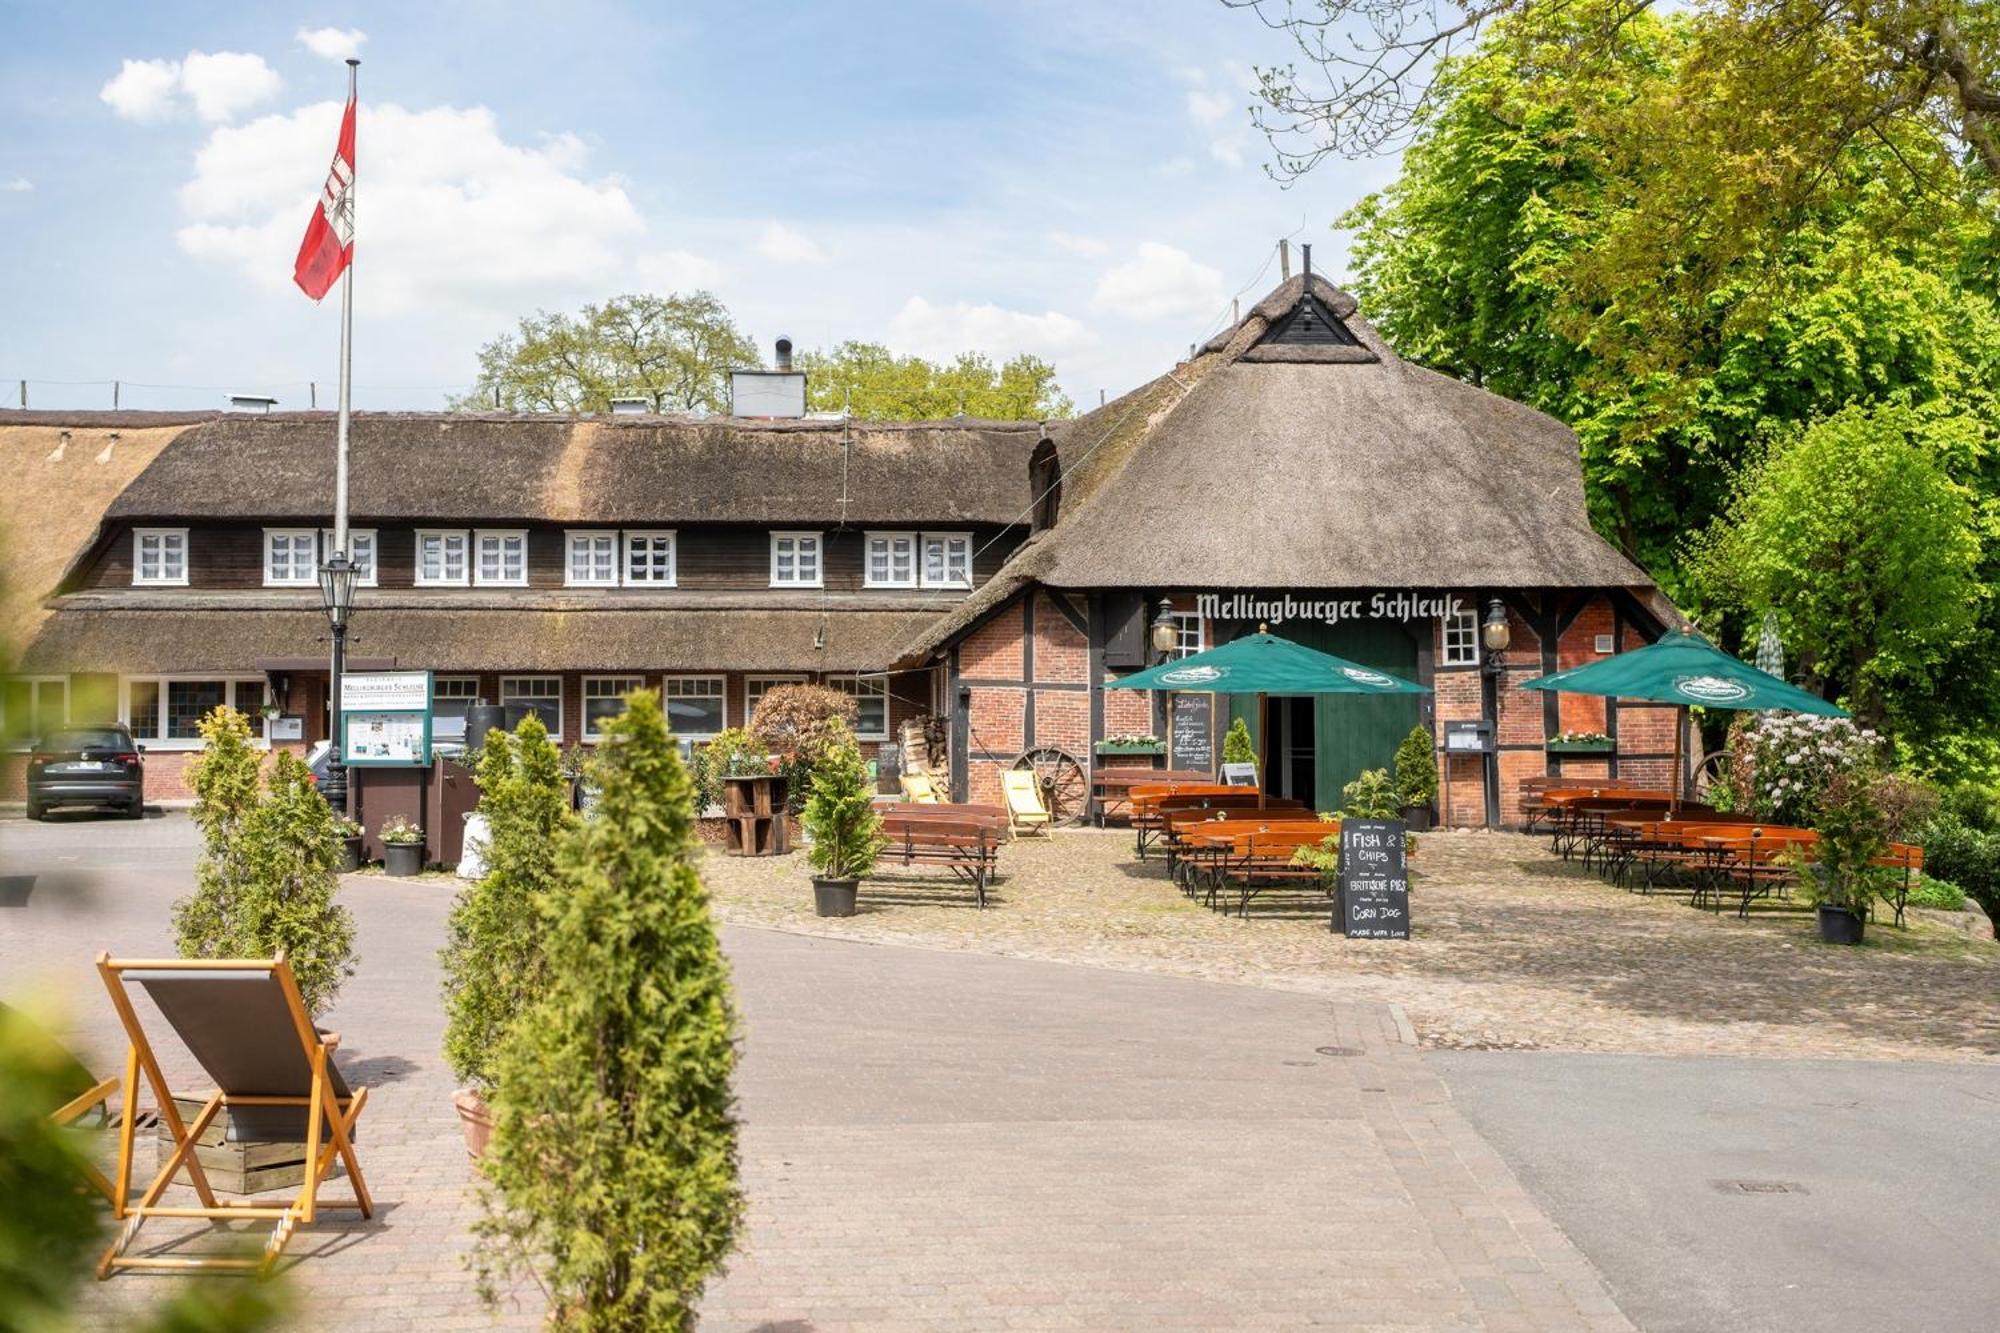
top-left (1107, 628), bottom-right (1427, 808)
top-left (1520, 629), bottom-right (1846, 808)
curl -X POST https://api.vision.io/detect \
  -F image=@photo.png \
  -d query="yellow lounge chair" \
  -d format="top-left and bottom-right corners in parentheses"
top-left (1001, 768), bottom-right (1052, 838)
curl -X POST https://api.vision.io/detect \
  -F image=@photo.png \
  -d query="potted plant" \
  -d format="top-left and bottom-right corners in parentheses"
top-left (1393, 724), bottom-right (1438, 831)
top-left (380, 815), bottom-right (425, 877)
top-left (801, 720), bottom-right (884, 917)
top-left (1546, 730), bottom-right (1616, 754)
top-left (1807, 766), bottom-right (1891, 945)
top-left (1094, 732), bottom-right (1164, 756)
top-left (335, 815), bottom-right (365, 873)
top-left (1222, 716), bottom-right (1257, 769)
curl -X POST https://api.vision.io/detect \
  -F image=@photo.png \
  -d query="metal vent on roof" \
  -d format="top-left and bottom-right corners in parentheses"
top-left (226, 394), bottom-right (279, 413)
top-left (608, 396), bottom-right (651, 415)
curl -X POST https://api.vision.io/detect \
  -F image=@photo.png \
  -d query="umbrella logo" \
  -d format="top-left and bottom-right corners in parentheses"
top-left (1674, 674), bottom-right (1750, 704)
top-left (1161, 664), bottom-right (1227, 685)
top-left (1338, 666), bottom-right (1396, 688)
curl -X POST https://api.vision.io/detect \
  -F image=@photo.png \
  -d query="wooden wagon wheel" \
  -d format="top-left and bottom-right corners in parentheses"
top-left (1011, 746), bottom-right (1088, 826)
top-left (1690, 748), bottom-right (1733, 804)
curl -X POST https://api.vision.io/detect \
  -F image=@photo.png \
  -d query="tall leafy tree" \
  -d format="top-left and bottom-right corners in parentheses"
top-left (456, 292), bottom-right (760, 414)
top-left (796, 341), bottom-right (1073, 420)
top-left (477, 690), bottom-right (742, 1328)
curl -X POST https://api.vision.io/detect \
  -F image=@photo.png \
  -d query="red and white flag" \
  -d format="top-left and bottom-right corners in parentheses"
top-left (293, 95), bottom-right (356, 300)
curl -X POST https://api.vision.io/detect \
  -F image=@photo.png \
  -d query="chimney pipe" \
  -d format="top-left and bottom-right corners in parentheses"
top-left (1278, 238), bottom-right (1291, 280)
top-left (774, 336), bottom-right (794, 373)
top-left (1302, 243), bottom-right (1312, 285)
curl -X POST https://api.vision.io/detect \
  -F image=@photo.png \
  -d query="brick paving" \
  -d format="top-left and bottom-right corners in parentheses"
top-left (705, 826), bottom-right (2000, 1062)
top-left (3, 814), bottom-right (1641, 1329)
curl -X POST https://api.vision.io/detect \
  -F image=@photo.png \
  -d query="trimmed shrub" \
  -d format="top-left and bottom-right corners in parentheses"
top-left (750, 684), bottom-right (858, 813)
top-left (477, 690), bottom-right (743, 1327)
top-left (1393, 724), bottom-right (1438, 809)
top-left (1339, 768), bottom-right (1401, 820)
top-left (1222, 716), bottom-right (1257, 768)
top-left (1917, 815), bottom-right (2000, 929)
top-left (441, 716), bottom-right (573, 1089)
top-left (802, 719), bottom-right (884, 881)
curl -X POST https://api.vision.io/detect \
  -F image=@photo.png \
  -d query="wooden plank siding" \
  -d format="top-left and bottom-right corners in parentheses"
top-left (73, 522), bottom-right (1026, 594)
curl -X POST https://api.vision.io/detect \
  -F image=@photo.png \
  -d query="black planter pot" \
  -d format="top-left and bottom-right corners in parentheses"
top-left (383, 841), bottom-right (425, 877)
top-left (1400, 805), bottom-right (1434, 832)
top-left (1817, 904), bottom-right (1867, 945)
top-left (337, 835), bottom-right (364, 874)
top-left (812, 876), bottom-right (859, 918)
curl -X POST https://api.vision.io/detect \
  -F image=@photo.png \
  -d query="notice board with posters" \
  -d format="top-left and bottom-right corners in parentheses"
top-left (1169, 692), bottom-right (1214, 775)
top-left (1336, 818), bottom-right (1410, 939)
top-left (341, 670), bottom-right (433, 767)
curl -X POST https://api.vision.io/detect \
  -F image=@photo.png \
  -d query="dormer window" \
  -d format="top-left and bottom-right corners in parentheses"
top-left (921, 532), bottom-right (972, 589)
top-left (624, 531), bottom-right (677, 585)
top-left (321, 529), bottom-right (378, 586)
top-left (416, 530), bottom-right (470, 586)
top-left (475, 529), bottom-right (529, 587)
top-left (770, 531), bottom-right (822, 588)
top-left (263, 529), bottom-right (319, 586)
top-left (132, 529), bottom-right (189, 586)
top-left (864, 532), bottom-right (917, 588)
top-left (566, 531), bottom-right (619, 587)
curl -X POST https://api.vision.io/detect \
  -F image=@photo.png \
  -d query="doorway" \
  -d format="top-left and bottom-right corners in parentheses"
top-left (1265, 696), bottom-right (1316, 807)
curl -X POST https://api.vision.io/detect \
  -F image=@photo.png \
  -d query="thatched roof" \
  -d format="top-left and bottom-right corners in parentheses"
top-left (0, 420), bottom-right (187, 657)
top-left (104, 412), bottom-right (1042, 525)
top-left (23, 592), bottom-right (927, 674)
top-left (895, 275), bottom-right (1652, 663)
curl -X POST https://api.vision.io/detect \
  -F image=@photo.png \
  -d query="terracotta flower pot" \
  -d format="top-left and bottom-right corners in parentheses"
top-left (451, 1087), bottom-right (494, 1160)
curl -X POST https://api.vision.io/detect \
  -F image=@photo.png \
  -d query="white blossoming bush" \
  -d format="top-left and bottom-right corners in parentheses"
top-left (1734, 714), bottom-right (1881, 825)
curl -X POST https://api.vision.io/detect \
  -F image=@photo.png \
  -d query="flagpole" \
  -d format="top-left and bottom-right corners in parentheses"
top-left (328, 56), bottom-right (358, 820)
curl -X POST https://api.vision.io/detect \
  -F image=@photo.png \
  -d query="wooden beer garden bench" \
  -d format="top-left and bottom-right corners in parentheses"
top-left (1179, 818), bottom-right (1338, 916)
top-left (1157, 798), bottom-right (1307, 875)
top-left (874, 809), bottom-right (1008, 908)
top-left (1092, 768), bottom-right (1212, 827)
top-left (1129, 783), bottom-right (1238, 857)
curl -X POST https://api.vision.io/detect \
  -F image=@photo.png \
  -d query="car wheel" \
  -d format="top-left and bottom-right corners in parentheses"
top-left (125, 801), bottom-right (146, 820)
top-left (25, 803), bottom-right (46, 821)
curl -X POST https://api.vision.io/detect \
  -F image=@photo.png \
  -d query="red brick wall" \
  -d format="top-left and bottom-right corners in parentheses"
top-left (960, 603), bottom-right (1026, 679)
top-left (1033, 592), bottom-right (1088, 685)
top-left (1556, 598), bottom-right (1615, 733)
top-left (1032, 688), bottom-right (1089, 757)
top-left (1102, 677), bottom-right (1153, 736)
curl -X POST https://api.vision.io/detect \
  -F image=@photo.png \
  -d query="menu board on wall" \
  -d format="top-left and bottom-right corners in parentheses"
top-left (1169, 692), bottom-right (1214, 775)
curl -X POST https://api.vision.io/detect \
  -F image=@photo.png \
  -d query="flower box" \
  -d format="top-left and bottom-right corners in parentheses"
top-left (1546, 738), bottom-right (1615, 754)
top-left (1095, 740), bottom-right (1165, 756)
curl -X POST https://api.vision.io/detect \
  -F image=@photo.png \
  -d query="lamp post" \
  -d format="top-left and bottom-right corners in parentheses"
top-left (318, 551), bottom-right (360, 816)
top-left (1147, 598), bottom-right (1178, 740)
top-left (1478, 597), bottom-right (1511, 828)
top-left (1480, 596), bottom-right (1512, 671)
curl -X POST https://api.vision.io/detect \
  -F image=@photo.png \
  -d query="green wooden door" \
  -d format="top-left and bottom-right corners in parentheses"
top-left (1228, 620), bottom-right (1420, 810)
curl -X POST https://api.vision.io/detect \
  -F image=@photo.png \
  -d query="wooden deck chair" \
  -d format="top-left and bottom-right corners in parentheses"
top-left (95, 955), bottom-right (372, 1279)
top-left (899, 772), bottom-right (941, 803)
top-left (1000, 768), bottom-right (1051, 838)
top-left (3, 1001), bottom-right (123, 1204)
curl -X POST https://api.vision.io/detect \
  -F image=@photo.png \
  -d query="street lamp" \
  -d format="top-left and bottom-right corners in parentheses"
top-left (1149, 598), bottom-right (1180, 662)
top-left (318, 551), bottom-right (360, 815)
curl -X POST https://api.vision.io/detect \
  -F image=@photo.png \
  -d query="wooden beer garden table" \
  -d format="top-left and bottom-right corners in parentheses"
top-left (1092, 768), bottom-right (1213, 827)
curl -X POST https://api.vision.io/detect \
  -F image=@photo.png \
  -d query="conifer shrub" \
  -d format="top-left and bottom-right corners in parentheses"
top-left (1393, 724), bottom-right (1438, 809)
top-left (441, 716), bottom-right (572, 1089)
top-left (173, 711), bottom-right (356, 1019)
top-left (802, 719), bottom-right (884, 882)
top-left (477, 690), bottom-right (743, 1327)
top-left (1222, 716), bottom-right (1257, 768)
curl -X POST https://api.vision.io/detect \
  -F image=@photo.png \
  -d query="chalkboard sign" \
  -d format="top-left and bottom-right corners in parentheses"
top-left (1169, 692), bottom-right (1214, 775)
top-left (1221, 762), bottom-right (1258, 786)
top-left (1336, 818), bottom-right (1410, 939)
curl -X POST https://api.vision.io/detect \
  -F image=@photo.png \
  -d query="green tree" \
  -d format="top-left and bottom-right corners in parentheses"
top-left (1222, 716), bottom-right (1257, 768)
top-left (1337, 1), bottom-right (2000, 584)
top-left (802, 720), bottom-right (885, 881)
top-left (455, 292), bottom-right (760, 414)
top-left (477, 690), bottom-right (742, 1328)
top-left (796, 342), bottom-right (1073, 420)
top-left (1689, 404), bottom-right (1984, 734)
top-left (441, 716), bottom-right (573, 1089)
top-left (1393, 725), bottom-right (1438, 809)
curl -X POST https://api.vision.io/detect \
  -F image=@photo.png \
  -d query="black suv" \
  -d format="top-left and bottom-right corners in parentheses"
top-left (25, 724), bottom-right (146, 820)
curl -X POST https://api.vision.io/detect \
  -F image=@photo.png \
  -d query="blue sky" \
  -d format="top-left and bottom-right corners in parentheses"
top-left (0, 1), bottom-right (1400, 412)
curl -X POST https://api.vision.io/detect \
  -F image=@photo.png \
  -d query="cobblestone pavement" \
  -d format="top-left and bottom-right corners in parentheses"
top-left (705, 826), bottom-right (2000, 1062)
top-left (5, 814), bottom-right (1635, 1330)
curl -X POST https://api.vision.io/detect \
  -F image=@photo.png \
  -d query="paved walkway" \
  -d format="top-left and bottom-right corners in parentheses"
top-left (4, 814), bottom-right (1630, 1330)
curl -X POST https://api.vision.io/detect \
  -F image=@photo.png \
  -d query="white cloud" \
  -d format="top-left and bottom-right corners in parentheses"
top-left (635, 249), bottom-right (724, 292)
top-left (887, 296), bottom-right (1094, 363)
top-left (1182, 64), bottom-right (1256, 168)
top-left (754, 221), bottom-right (827, 264)
top-left (100, 58), bottom-right (183, 123)
top-left (179, 51), bottom-right (282, 123)
top-left (296, 27), bottom-right (367, 61)
top-left (175, 101), bottom-right (645, 316)
top-left (1091, 242), bottom-right (1227, 321)
top-left (99, 51), bottom-right (280, 124)
top-left (1048, 230), bottom-right (1107, 257)
top-left (2, 176), bottom-right (32, 193)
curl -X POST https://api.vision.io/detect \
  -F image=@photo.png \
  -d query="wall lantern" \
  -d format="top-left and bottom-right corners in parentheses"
top-left (1149, 598), bottom-right (1180, 660)
top-left (1481, 597), bottom-right (1511, 655)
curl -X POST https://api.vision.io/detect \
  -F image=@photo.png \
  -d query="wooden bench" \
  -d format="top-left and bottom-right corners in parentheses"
top-left (1179, 818), bottom-right (1337, 915)
top-left (1156, 797), bottom-right (1307, 872)
top-left (1093, 768), bottom-right (1212, 827)
top-left (875, 812), bottom-right (1006, 908)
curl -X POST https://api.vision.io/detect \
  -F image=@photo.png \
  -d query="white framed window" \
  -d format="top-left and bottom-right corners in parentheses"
top-left (566, 531), bottom-right (620, 587)
top-left (416, 529), bottom-right (470, 586)
top-left (319, 529), bottom-right (379, 587)
top-left (828, 675), bottom-right (889, 740)
top-left (431, 675), bottom-right (480, 743)
top-left (662, 675), bottom-right (726, 742)
top-left (1441, 608), bottom-right (1480, 667)
top-left (123, 677), bottom-right (268, 749)
top-left (583, 675), bottom-right (645, 741)
top-left (624, 530), bottom-right (677, 585)
top-left (864, 531), bottom-right (917, 588)
top-left (475, 529), bottom-right (529, 587)
top-left (500, 675), bottom-right (562, 739)
top-left (744, 674), bottom-right (805, 727)
top-left (2, 676), bottom-right (68, 749)
top-left (262, 529), bottom-right (319, 586)
top-left (920, 531), bottom-right (972, 589)
top-left (769, 531), bottom-right (823, 588)
top-left (1168, 612), bottom-right (1204, 659)
top-left (132, 528), bottom-right (189, 586)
